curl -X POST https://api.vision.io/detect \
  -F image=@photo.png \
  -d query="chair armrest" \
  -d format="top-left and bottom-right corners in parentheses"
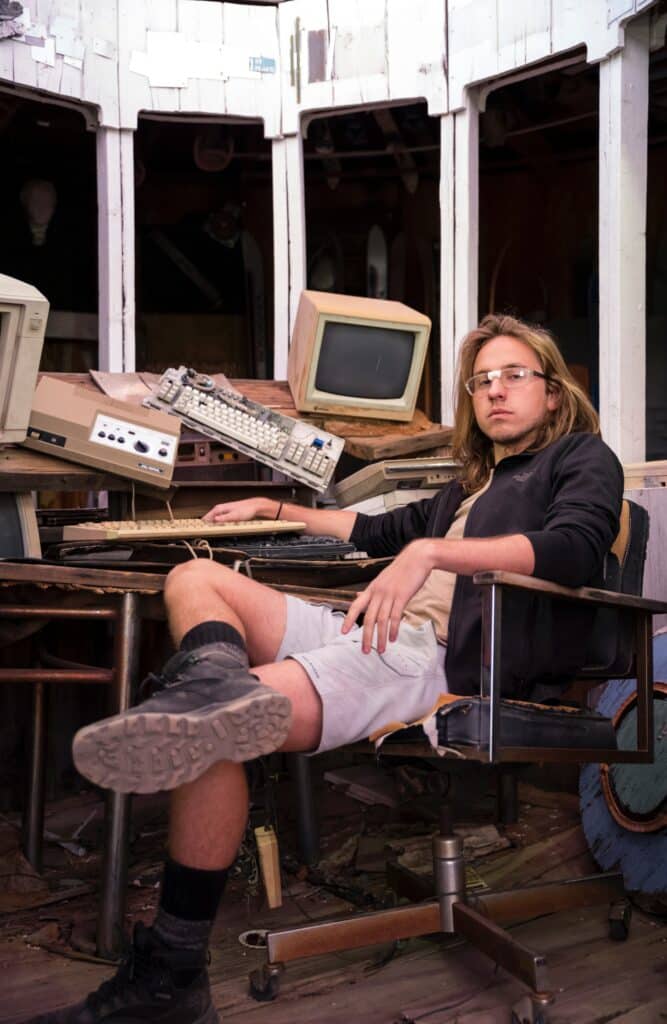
top-left (472, 570), bottom-right (667, 615)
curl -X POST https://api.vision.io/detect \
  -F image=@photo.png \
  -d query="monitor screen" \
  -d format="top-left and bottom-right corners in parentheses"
top-left (315, 322), bottom-right (415, 400)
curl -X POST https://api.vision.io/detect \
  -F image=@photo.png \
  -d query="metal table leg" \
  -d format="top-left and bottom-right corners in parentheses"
top-left (97, 592), bottom-right (140, 959)
top-left (23, 681), bottom-right (47, 871)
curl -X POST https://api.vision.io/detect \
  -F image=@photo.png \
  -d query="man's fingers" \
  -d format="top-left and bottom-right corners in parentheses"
top-left (388, 607), bottom-right (402, 643)
top-left (342, 592), bottom-right (367, 633)
top-left (374, 599), bottom-right (395, 654)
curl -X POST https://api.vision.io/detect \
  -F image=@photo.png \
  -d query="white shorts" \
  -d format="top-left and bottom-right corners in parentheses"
top-left (275, 594), bottom-right (448, 754)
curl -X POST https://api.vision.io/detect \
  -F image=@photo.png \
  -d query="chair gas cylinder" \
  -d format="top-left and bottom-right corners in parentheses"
top-left (433, 805), bottom-right (466, 932)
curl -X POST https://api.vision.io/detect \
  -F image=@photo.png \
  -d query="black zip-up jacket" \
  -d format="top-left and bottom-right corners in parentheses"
top-left (349, 433), bottom-right (624, 698)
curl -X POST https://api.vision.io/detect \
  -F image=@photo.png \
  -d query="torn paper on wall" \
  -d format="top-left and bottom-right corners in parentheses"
top-left (32, 36), bottom-right (55, 66)
top-left (333, 23), bottom-right (386, 79)
top-left (93, 37), bottom-right (115, 60)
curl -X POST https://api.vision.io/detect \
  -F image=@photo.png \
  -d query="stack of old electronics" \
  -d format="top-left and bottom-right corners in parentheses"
top-left (0, 278), bottom-right (433, 590)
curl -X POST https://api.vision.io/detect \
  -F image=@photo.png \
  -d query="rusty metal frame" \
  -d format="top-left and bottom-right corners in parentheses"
top-left (475, 573), bottom-right (665, 764)
top-left (0, 593), bottom-right (139, 958)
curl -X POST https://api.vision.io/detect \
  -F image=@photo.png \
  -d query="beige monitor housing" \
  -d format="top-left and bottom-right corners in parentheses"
top-left (287, 291), bottom-right (431, 422)
top-left (0, 273), bottom-right (49, 443)
top-left (0, 492), bottom-right (41, 558)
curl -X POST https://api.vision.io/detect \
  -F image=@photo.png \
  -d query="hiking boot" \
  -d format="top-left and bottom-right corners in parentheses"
top-left (23, 923), bottom-right (218, 1023)
top-left (72, 643), bottom-right (292, 793)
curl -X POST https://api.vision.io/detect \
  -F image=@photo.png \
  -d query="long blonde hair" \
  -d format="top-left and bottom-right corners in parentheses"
top-left (452, 314), bottom-right (599, 494)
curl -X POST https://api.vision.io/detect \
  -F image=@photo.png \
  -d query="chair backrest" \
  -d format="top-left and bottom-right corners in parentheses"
top-left (580, 498), bottom-right (650, 677)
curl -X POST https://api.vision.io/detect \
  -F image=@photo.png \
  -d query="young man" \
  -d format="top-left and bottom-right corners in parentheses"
top-left (28, 315), bottom-right (623, 1024)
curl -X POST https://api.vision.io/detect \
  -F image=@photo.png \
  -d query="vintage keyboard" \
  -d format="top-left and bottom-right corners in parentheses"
top-left (62, 518), bottom-right (306, 543)
top-left (219, 533), bottom-right (357, 560)
top-left (143, 367), bottom-right (345, 492)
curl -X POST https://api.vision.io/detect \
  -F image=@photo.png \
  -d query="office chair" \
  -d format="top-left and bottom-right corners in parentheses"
top-left (250, 499), bottom-right (667, 1023)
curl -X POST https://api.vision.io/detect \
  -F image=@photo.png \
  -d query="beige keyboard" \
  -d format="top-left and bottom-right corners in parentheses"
top-left (62, 518), bottom-right (307, 543)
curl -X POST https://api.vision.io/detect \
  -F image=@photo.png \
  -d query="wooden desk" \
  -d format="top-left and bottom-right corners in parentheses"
top-left (0, 558), bottom-right (359, 954)
top-left (0, 562), bottom-right (166, 957)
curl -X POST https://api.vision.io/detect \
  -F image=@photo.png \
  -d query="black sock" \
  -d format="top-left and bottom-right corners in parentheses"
top-left (179, 620), bottom-right (245, 654)
top-left (153, 858), bottom-right (228, 982)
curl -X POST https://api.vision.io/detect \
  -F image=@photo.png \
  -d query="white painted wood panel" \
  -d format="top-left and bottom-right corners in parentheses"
top-left (279, 0), bottom-right (447, 136)
top-left (447, 0), bottom-right (659, 112)
top-left (624, 487), bottom-right (667, 628)
top-left (96, 126), bottom-right (124, 372)
top-left (119, 1), bottom-right (280, 132)
top-left (0, 0), bottom-right (118, 124)
top-left (598, 17), bottom-right (649, 462)
top-left (272, 138), bottom-right (289, 376)
top-left (454, 91), bottom-right (479, 344)
top-left (177, 0), bottom-right (225, 115)
top-left (97, 126), bottom-right (135, 372)
top-left (221, 1), bottom-right (281, 137)
top-left (271, 134), bottom-right (306, 376)
top-left (439, 112), bottom-right (456, 426)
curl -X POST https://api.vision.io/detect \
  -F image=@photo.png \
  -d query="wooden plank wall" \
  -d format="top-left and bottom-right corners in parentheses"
top-left (118, 0), bottom-right (281, 132)
top-left (278, 0), bottom-right (447, 135)
top-left (0, 0), bottom-right (118, 124)
top-left (447, 0), bottom-right (658, 111)
top-left (625, 486), bottom-right (667, 631)
top-left (0, 0), bottom-right (661, 454)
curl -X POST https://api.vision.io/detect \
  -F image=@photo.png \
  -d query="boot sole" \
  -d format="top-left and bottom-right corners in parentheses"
top-left (72, 690), bottom-right (292, 794)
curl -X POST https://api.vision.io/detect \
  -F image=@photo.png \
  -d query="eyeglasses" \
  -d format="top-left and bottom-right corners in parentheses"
top-left (464, 366), bottom-right (549, 396)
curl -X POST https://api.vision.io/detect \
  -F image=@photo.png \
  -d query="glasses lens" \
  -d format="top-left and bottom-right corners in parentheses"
top-left (467, 367), bottom-right (543, 394)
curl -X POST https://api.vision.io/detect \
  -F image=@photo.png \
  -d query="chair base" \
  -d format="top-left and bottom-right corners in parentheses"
top-left (253, 867), bottom-right (626, 1014)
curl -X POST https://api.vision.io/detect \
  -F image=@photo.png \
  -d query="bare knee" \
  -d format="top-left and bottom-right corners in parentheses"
top-left (164, 559), bottom-right (236, 608)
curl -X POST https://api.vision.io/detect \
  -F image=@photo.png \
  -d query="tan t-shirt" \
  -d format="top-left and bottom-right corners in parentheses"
top-left (402, 473), bottom-right (493, 643)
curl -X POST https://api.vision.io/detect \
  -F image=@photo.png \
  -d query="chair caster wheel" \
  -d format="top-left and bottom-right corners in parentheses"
top-left (608, 898), bottom-right (632, 941)
top-left (249, 964), bottom-right (282, 1002)
top-left (511, 994), bottom-right (552, 1023)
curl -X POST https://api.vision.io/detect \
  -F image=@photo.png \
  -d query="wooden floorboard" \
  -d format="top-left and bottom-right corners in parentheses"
top-left (1, 778), bottom-right (665, 1024)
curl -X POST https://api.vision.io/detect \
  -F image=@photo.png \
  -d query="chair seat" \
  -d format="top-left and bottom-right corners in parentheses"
top-left (436, 696), bottom-right (618, 750)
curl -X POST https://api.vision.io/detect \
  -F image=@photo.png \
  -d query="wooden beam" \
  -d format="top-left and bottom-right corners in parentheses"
top-left (598, 17), bottom-right (649, 462)
top-left (439, 93), bottom-right (479, 425)
top-left (373, 108), bottom-right (419, 195)
top-left (454, 91), bottom-right (479, 341)
top-left (96, 127), bottom-right (136, 372)
top-left (272, 138), bottom-right (290, 377)
top-left (439, 112), bottom-right (455, 425)
top-left (272, 134), bottom-right (307, 378)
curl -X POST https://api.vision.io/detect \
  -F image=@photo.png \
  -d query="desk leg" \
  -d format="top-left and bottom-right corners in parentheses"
top-left (23, 682), bottom-right (48, 871)
top-left (97, 592), bottom-right (139, 959)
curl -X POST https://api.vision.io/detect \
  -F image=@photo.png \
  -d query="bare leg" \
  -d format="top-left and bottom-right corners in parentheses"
top-left (163, 559), bottom-right (290, 665)
top-left (164, 561), bottom-right (323, 870)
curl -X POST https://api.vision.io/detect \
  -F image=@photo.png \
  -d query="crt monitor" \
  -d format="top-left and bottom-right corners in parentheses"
top-left (287, 290), bottom-right (431, 422)
top-left (0, 273), bottom-right (49, 443)
top-left (0, 492), bottom-right (41, 558)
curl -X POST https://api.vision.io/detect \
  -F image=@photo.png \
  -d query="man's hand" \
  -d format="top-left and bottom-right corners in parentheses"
top-left (202, 497), bottom-right (274, 523)
top-left (341, 538), bottom-right (438, 654)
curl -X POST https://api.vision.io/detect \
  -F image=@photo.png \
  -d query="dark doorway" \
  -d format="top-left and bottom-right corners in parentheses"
top-left (478, 55), bottom-right (599, 406)
top-left (303, 102), bottom-right (441, 420)
top-left (134, 117), bottom-right (273, 379)
top-left (0, 91), bottom-right (97, 371)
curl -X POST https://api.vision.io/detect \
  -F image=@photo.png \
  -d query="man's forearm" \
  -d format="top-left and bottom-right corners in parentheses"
top-left (263, 498), bottom-right (357, 541)
top-left (424, 533), bottom-right (536, 576)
